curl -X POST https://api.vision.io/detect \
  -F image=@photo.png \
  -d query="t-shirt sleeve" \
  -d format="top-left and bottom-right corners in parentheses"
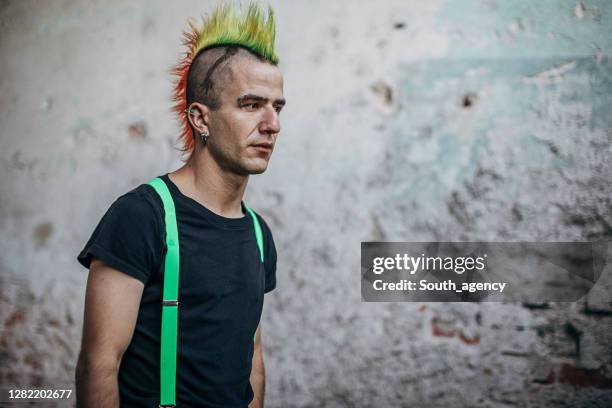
top-left (258, 214), bottom-right (277, 293)
top-left (77, 190), bottom-right (163, 284)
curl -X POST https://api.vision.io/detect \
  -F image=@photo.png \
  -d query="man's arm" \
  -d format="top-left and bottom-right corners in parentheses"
top-left (249, 324), bottom-right (265, 408)
top-left (75, 259), bottom-right (144, 408)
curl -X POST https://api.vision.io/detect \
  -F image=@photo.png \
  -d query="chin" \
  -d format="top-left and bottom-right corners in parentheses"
top-left (243, 158), bottom-right (270, 175)
top-left (248, 165), bottom-right (268, 175)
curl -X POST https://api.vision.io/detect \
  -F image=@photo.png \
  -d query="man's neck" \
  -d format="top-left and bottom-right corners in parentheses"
top-left (169, 149), bottom-right (248, 219)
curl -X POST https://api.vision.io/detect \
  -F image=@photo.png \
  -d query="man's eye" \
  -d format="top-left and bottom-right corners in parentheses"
top-left (274, 106), bottom-right (283, 113)
top-left (242, 103), bottom-right (258, 110)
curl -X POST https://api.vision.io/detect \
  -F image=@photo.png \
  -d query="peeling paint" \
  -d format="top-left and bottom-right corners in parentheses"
top-left (32, 222), bottom-right (53, 249)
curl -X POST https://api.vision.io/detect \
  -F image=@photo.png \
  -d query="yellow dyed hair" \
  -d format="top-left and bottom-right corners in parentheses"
top-left (191, 2), bottom-right (278, 64)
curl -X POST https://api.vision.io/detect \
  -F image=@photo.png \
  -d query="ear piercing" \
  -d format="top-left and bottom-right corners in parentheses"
top-left (200, 130), bottom-right (209, 144)
top-left (184, 108), bottom-right (208, 144)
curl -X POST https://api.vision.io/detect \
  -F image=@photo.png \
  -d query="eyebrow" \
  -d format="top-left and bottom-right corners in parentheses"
top-left (237, 94), bottom-right (286, 107)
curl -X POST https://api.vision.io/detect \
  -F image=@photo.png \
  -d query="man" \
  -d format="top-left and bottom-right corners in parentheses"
top-left (75, 3), bottom-right (284, 407)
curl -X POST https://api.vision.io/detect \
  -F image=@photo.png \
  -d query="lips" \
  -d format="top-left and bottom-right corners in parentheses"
top-left (251, 143), bottom-right (274, 152)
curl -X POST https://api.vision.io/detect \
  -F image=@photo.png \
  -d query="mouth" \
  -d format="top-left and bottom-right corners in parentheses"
top-left (251, 143), bottom-right (274, 154)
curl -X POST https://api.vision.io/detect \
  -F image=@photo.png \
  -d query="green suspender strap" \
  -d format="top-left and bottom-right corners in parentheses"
top-left (244, 206), bottom-right (264, 263)
top-left (148, 178), bottom-right (180, 408)
top-left (147, 177), bottom-right (265, 407)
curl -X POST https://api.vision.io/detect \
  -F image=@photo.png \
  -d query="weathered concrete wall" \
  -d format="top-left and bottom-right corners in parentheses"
top-left (1, 0), bottom-right (611, 406)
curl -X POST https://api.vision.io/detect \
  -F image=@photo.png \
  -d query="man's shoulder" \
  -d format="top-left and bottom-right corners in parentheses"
top-left (109, 182), bottom-right (164, 223)
top-left (248, 208), bottom-right (278, 283)
top-left (249, 208), bottom-right (273, 232)
top-left (248, 209), bottom-right (276, 251)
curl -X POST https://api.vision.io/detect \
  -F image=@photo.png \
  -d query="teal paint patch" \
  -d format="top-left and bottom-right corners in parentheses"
top-left (434, 0), bottom-right (611, 59)
top-left (523, 133), bottom-right (551, 168)
top-left (383, 56), bottom-right (611, 219)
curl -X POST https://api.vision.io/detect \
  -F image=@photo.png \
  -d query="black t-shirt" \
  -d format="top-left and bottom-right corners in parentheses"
top-left (77, 174), bottom-right (277, 408)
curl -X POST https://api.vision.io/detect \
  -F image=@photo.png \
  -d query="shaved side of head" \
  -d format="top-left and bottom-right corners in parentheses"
top-left (185, 45), bottom-right (267, 111)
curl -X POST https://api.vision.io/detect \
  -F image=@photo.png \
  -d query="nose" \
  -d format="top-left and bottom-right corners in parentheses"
top-left (259, 105), bottom-right (280, 135)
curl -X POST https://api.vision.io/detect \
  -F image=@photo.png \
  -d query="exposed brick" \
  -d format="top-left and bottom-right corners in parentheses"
top-left (4, 311), bottom-right (24, 328)
top-left (458, 332), bottom-right (480, 345)
top-left (431, 317), bottom-right (455, 338)
top-left (431, 317), bottom-right (480, 345)
top-left (557, 363), bottom-right (612, 389)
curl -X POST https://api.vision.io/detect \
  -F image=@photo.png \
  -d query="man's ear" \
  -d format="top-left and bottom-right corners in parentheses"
top-left (186, 102), bottom-right (210, 134)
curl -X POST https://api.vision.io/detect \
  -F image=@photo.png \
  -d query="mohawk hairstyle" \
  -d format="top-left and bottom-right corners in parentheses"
top-left (172, 2), bottom-right (279, 158)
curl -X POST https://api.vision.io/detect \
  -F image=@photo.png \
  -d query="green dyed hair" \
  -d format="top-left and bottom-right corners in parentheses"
top-left (194, 2), bottom-right (278, 64)
top-left (173, 2), bottom-right (279, 156)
